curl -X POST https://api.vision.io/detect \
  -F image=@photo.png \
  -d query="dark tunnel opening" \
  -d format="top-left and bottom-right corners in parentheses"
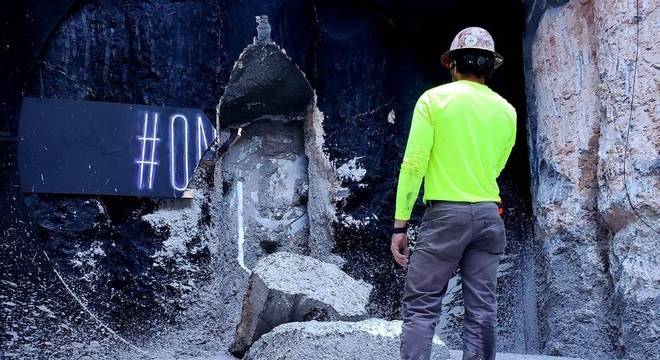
top-left (315, 0), bottom-right (537, 352)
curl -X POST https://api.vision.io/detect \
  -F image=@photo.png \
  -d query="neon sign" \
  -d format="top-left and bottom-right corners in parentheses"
top-left (138, 112), bottom-right (217, 193)
top-left (19, 97), bottom-right (216, 198)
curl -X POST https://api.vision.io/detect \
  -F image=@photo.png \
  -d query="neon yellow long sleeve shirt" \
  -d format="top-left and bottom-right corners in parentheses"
top-left (395, 80), bottom-right (517, 220)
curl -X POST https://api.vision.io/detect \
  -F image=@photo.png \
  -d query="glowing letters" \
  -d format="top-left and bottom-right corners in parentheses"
top-left (133, 110), bottom-right (215, 193)
top-left (169, 114), bottom-right (190, 191)
top-left (196, 114), bottom-right (217, 161)
top-left (135, 112), bottom-right (160, 190)
top-left (197, 115), bottom-right (208, 161)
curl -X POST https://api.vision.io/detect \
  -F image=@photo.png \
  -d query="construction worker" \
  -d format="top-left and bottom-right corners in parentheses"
top-left (391, 27), bottom-right (516, 360)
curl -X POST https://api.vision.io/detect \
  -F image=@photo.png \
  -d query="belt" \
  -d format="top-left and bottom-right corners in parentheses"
top-left (426, 200), bottom-right (497, 206)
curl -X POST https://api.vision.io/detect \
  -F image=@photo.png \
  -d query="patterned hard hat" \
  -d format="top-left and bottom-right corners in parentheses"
top-left (441, 27), bottom-right (503, 69)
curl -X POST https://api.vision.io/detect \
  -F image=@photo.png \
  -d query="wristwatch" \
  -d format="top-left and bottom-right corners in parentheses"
top-left (392, 224), bottom-right (408, 234)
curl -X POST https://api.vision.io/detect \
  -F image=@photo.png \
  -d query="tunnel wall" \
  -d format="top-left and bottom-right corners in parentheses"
top-left (8, 0), bottom-right (659, 359)
top-left (2, 1), bottom-right (536, 357)
top-left (524, 0), bottom-right (659, 358)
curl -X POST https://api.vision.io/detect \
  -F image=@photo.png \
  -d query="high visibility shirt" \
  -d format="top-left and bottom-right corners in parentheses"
top-left (395, 80), bottom-right (517, 220)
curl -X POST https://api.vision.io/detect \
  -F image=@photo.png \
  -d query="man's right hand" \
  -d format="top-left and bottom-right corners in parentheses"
top-left (391, 233), bottom-right (409, 267)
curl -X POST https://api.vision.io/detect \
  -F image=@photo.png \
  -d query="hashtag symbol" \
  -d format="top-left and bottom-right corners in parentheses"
top-left (136, 112), bottom-right (160, 190)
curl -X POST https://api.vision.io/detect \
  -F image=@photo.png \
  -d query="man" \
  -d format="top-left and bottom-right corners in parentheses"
top-left (391, 27), bottom-right (516, 360)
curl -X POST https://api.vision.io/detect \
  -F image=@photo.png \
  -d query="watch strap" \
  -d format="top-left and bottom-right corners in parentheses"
top-left (392, 226), bottom-right (407, 234)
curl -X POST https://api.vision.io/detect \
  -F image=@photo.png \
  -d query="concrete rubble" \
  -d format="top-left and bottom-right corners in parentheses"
top-left (244, 319), bottom-right (451, 360)
top-left (229, 252), bottom-right (372, 356)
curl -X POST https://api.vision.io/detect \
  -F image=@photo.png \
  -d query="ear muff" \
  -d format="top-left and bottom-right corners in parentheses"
top-left (477, 56), bottom-right (487, 67)
top-left (453, 50), bottom-right (495, 75)
top-left (476, 55), bottom-right (494, 68)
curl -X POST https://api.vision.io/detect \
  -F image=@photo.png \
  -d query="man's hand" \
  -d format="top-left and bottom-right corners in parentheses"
top-left (391, 232), bottom-right (409, 267)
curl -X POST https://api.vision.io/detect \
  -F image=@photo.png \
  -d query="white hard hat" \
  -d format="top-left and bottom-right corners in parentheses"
top-left (441, 27), bottom-right (503, 69)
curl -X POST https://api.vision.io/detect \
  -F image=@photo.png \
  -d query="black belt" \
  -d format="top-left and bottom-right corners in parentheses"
top-left (426, 200), bottom-right (497, 206)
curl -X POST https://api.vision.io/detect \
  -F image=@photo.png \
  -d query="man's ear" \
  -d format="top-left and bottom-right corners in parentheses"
top-left (449, 61), bottom-right (457, 77)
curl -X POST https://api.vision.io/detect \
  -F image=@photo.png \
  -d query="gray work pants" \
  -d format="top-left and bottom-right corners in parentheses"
top-left (400, 201), bottom-right (506, 360)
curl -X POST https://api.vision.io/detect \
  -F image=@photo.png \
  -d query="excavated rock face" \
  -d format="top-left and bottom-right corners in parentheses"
top-left (2, 2), bottom-right (317, 357)
top-left (220, 120), bottom-right (310, 268)
top-left (23, 195), bottom-right (172, 329)
top-left (230, 252), bottom-right (372, 356)
top-left (218, 43), bottom-right (314, 129)
top-left (216, 40), bottom-right (318, 270)
top-left (525, 0), bottom-right (659, 358)
top-left (527, 2), bottom-right (615, 357)
top-left (594, 2), bottom-right (660, 358)
top-left (244, 319), bottom-right (451, 360)
top-left (5, 2), bottom-right (230, 351)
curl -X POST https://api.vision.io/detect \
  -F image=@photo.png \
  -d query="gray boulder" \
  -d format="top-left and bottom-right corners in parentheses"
top-left (245, 319), bottom-right (451, 360)
top-left (229, 252), bottom-right (372, 357)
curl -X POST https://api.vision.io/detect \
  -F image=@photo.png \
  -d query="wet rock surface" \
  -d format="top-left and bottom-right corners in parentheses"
top-left (244, 319), bottom-right (451, 360)
top-left (230, 252), bottom-right (372, 356)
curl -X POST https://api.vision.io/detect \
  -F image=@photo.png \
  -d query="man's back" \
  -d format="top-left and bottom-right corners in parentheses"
top-left (395, 79), bottom-right (516, 220)
top-left (423, 80), bottom-right (516, 201)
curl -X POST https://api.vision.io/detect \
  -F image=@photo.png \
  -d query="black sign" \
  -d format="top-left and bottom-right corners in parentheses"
top-left (19, 97), bottom-right (216, 198)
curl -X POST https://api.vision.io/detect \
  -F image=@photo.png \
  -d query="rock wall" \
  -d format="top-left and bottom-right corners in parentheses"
top-left (3, 2), bottom-right (535, 355)
top-left (15, 0), bottom-right (660, 359)
top-left (594, 1), bottom-right (659, 358)
top-left (525, 0), bottom-right (659, 358)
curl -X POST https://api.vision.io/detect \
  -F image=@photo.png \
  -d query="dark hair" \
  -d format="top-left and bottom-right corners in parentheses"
top-left (450, 49), bottom-right (495, 80)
